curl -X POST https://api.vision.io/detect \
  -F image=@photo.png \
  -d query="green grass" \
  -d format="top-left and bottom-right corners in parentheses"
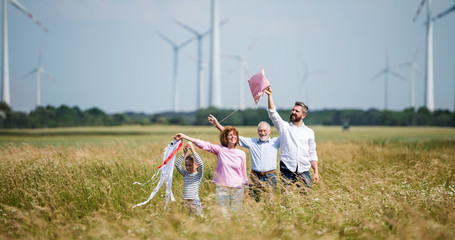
top-left (1, 125), bottom-right (454, 239)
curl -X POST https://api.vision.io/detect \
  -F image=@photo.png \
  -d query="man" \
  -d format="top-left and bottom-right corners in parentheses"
top-left (265, 87), bottom-right (319, 191)
top-left (208, 114), bottom-right (280, 202)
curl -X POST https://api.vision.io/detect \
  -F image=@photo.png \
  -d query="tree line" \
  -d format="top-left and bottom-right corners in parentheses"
top-left (0, 102), bottom-right (454, 129)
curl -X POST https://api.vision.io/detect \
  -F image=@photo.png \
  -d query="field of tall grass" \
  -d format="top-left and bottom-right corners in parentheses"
top-left (1, 125), bottom-right (454, 239)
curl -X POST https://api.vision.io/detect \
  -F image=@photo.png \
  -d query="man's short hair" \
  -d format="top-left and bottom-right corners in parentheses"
top-left (295, 101), bottom-right (309, 114)
top-left (257, 121), bottom-right (271, 131)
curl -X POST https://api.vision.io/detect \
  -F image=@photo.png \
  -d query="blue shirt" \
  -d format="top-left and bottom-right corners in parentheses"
top-left (239, 136), bottom-right (280, 172)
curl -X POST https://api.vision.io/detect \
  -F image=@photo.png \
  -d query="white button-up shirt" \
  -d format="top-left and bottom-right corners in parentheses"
top-left (267, 107), bottom-right (318, 173)
top-left (239, 136), bottom-right (280, 172)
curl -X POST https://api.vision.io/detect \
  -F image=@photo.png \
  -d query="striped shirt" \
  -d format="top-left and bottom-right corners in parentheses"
top-left (175, 152), bottom-right (204, 200)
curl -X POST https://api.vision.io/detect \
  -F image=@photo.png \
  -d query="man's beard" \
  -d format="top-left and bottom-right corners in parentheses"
top-left (290, 114), bottom-right (302, 123)
top-left (259, 136), bottom-right (268, 142)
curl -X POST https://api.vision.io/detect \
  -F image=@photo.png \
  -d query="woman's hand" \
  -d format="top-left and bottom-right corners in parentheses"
top-left (208, 114), bottom-right (219, 126)
top-left (173, 133), bottom-right (185, 141)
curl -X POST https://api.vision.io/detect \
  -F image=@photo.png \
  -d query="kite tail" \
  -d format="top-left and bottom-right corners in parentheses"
top-left (132, 173), bottom-right (165, 209)
top-left (132, 169), bottom-right (161, 186)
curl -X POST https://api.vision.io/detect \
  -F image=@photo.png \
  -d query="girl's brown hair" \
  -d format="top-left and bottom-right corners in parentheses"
top-left (219, 126), bottom-right (239, 147)
top-left (185, 154), bottom-right (196, 164)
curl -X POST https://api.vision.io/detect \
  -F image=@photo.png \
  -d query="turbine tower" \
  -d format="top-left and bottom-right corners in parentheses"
top-left (156, 32), bottom-right (194, 112)
top-left (223, 40), bottom-right (257, 110)
top-left (431, 3), bottom-right (455, 111)
top-left (209, 0), bottom-right (221, 108)
top-left (23, 49), bottom-right (54, 107)
top-left (397, 44), bottom-right (423, 110)
top-left (299, 56), bottom-right (325, 107)
top-left (173, 18), bottom-right (228, 110)
top-left (413, 0), bottom-right (434, 111)
top-left (371, 51), bottom-right (406, 110)
top-left (2, 0), bottom-right (49, 106)
top-left (224, 55), bottom-right (247, 110)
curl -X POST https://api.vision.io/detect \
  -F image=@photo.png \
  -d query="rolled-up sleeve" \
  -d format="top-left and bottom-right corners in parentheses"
top-left (308, 130), bottom-right (318, 161)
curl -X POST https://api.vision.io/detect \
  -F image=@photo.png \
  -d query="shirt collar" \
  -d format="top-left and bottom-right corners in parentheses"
top-left (256, 137), bottom-right (270, 143)
top-left (290, 121), bottom-right (306, 128)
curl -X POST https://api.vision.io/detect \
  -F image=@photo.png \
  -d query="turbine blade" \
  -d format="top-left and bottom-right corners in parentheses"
top-left (432, 5), bottom-right (455, 21)
top-left (23, 69), bottom-right (37, 79)
top-left (178, 36), bottom-right (196, 48)
top-left (156, 31), bottom-right (177, 47)
top-left (173, 19), bottom-right (200, 36)
top-left (43, 72), bottom-right (55, 81)
top-left (10, 0), bottom-right (49, 32)
top-left (413, 0), bottom-right (426, 23)
top-left (224, 67), bottom-right (237, 75)
top-left (389, 70), bottom-right (406, 81)
top-left (201, 18), bottom-right (229, 37)
top-left (371, 69), bottom-right (386, 81)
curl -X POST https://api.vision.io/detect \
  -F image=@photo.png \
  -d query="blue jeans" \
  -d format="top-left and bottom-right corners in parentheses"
top-left (249, 171), bottom-right (277, 202)
top-left (280, 161), bottom-right (312, 188)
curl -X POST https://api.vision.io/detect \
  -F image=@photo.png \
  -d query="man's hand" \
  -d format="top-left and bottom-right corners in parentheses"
top-left (265, 87), bottom-right (272, 95)
top-left (313, 173), bottom-right (319, 185)
top-left (266, 87), bottom-right (275, 110)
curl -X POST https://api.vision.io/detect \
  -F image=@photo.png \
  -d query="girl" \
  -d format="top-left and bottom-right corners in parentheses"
top-left (175, 142), bottom-right (204, 215)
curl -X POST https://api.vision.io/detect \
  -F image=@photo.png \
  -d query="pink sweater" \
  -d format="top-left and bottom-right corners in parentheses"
top-left (195, 139), bottom-right (249, 188)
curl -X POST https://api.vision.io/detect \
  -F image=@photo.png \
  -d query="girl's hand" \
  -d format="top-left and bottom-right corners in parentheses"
top-left (186, 142), bottom-right (195, 153)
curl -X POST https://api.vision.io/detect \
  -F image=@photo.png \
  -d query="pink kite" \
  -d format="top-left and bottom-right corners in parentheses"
top-left (248, 68), bottom-right (271, 105)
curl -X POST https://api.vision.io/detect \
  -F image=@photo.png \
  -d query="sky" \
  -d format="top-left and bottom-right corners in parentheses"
top-left (3, 0), bottom-right (455, 114)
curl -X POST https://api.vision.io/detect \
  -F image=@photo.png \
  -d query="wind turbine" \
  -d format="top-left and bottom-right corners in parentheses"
top-left (223, 40), bottom-right (257, 110)
top-left (430, 2), bottom-right (455, 112)
top-left (173, 18), bottom-right (228, 110)
top-left (23, 49), bottom-right (54, 107)
top-left (397, 43), bottom-right (423, 110)
top-left (209, 0), bottom-right (221, 108)
top-left (2, 0), bottom-right (49, 106)
top-left (371, 51), bottom-right (406, 110)
top-left (156, 32), bottom-right (194, 112)
top-left (299, 56), bottom-right (325, 107)
top-left (413, 0), bottom-right (435, 111)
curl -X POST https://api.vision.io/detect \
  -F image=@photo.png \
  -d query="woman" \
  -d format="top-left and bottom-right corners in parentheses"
top-left (174, 126), bottom-right (248, 215)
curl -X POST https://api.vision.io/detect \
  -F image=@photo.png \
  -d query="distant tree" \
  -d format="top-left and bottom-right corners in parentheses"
top-left (416, 107), bottom-right (432, 125)
top-left (84, 107), bottom-right (109, 126)
top-left (30, 106), bottom-right (57, 128)
top-left (111, 114), bottom-right (126, 126)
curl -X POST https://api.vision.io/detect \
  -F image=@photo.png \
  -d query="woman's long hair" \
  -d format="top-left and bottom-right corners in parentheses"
top-left (219, 126), bottom-right (239, 147)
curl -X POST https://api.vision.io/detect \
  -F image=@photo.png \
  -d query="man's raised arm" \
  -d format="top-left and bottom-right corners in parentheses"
top-left (265, 87), bottom-right (275, 110)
